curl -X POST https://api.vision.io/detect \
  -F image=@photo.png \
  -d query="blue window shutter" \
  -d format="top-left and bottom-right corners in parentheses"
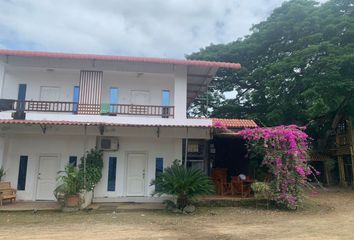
top-left (161, 90), bottom-right (170, 118)
top-left (155, 158), bottom-right (163, 191)
top-left (156, 158), bottom-right (163, 174)
top-left (73, 86), bottom-right (80, 114)
top-left (162, 90), bottom-right (170, 106)
top-left (17, 84), bottom-right (27, 111)
top-left (107, 157), bottom-right (117, 191)
top-left (17, 84), bottom-right (27, 101)
top-left (69, 156), bottom-right (77, 167)
top-left (109, 88), bottom-right (119, 112)
top-left (17, 156), bottom-right (28, 190)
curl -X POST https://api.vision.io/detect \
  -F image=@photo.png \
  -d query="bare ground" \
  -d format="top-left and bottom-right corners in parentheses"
top-left (0, 190), bottom-right (353, 240)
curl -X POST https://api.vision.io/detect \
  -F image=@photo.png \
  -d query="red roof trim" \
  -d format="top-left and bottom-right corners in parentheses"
top-left (0, 49), bottom-right (241, 69)
top-left (0, 119), bottom-right (210, 128)
top-left (211, 118), bottom-right (258, 128)
top-left (0, 118), bottom-right (257, 128)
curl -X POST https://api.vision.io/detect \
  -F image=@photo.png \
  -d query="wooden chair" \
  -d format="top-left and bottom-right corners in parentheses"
top-left (0, 182), bottom-right (16, 206)
top-left (231, 176), bottom-right (243, 196)
top-left (211, 168), bottom-right (231, 195)
top-left (231, 176), bottom-right (253, 198)
top-left (243, 176), bottom-right (253, 198)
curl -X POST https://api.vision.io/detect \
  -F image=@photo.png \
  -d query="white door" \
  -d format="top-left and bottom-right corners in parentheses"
top-left (126, 153), bottom-right (146, 196)
top-left (131, 90), bottom-right (150, 105)
top-left (40, 87), bottom-right (60, 101)
top-left (36, 156), bottom-right (59, 200)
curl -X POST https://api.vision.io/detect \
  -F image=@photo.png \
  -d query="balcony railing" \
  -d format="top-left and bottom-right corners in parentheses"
top-left (0, 99), bottom-right (175, 117)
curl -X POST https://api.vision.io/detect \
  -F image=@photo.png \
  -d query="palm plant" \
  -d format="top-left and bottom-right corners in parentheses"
top-left (54, 164), bottom-right (81, 198)
top-left (151, 161), bottom-right (214, 209)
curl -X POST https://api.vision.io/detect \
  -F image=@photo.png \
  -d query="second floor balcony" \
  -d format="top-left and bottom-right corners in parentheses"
top-left (0, 99), bottom-right (175, 118)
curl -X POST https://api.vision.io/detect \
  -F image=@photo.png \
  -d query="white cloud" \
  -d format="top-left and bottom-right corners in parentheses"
top-left (0, 0), bottom-right (326, 58)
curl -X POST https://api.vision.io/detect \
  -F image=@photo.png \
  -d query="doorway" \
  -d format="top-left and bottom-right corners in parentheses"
top-left (126, 153), bottom-right (146, 197)
top-left (36, 155), bottom-right (59, 200)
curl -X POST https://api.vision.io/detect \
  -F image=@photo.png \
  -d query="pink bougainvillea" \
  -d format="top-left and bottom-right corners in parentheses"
top-left (238, 125), bottom-right (311, 209)
top-left (213, 122), bottom-right (313, 209)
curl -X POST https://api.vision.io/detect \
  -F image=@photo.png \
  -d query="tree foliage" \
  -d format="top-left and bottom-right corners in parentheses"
top-left (188, 0), bottom-right (354, 142)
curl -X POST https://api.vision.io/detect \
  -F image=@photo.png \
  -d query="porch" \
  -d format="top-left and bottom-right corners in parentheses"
top-left (0, 201), bottom-right (60, 212)
top-left (208, 133), bottom-right (261, 198)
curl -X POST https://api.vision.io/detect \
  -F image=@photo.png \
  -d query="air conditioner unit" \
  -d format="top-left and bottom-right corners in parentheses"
top-left (97, 137), bottom-right (119, 151)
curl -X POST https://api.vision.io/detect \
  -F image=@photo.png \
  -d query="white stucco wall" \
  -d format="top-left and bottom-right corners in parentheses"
top-left (94, 137), bottom-right (181, 198)
top-left (0, 63), bottom-right (5, 99)
top-left (173, 65), bottom-right (187, 119)
top-left (101, 71), bottom-right (174, 106)
top-left (2, 66), bottom-right (175, 105)
top-left (1, 125), bottom-right (208, 201)
top-left (2, 134), bottom-right (96, 200)
top-left (1, 64), bottom-right (183, 116)
top-left (2, 67), bottom-right (78, 102)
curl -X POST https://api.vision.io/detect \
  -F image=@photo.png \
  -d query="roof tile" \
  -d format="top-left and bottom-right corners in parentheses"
top-left (212, 118), bottom-right (258, 128)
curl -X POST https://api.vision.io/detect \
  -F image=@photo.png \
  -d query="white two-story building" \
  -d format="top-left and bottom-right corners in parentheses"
top-left (0, 49), bottom-right (257, 202)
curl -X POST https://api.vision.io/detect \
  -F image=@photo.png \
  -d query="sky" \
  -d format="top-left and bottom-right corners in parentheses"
top-left (0, 0), bottom-right (325, 59)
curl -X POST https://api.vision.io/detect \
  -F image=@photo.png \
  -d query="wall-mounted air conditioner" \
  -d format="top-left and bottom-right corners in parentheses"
top-left (97, 137), bottom-right (119, 151)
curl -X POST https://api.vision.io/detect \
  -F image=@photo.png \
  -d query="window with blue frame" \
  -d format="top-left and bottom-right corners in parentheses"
top-left (73, 86), bottom-right (80, 114)
top-left (109, 87), bottom-right (119, 112)
top-left (155, 158), bottom-right (163, 191)
top-left (17, 155), bottom-right (28, 190)
top-left (162, 90), bottom-right (170, 118)
top-left (107, 157), bottom-right (117, 191)
top-left (69, 156), bottom-right (77, 167)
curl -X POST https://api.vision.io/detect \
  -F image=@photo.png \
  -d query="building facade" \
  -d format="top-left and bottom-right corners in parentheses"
top-left (0, 50), bottom-right (256, 202)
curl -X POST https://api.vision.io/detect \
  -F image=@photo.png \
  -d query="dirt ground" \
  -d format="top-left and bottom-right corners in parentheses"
top-left (0, 190), bottom-right (353, 240)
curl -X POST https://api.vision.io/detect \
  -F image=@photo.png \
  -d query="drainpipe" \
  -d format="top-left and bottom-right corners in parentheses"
top-left (184, 127), bottom-right (188, 167)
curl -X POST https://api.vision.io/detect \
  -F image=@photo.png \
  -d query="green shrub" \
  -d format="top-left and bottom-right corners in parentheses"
top-left (251, 182), bottom-right (272, 200)
top-left (151, 160), bottom-right (214, 209)
top-left (78, 148), bottom-right (103, 191)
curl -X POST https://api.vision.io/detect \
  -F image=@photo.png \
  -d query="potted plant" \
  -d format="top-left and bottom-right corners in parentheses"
top-left (54, 164), bottom-right (82, 207)
top-left (0, 166), bottom-right (5, 182)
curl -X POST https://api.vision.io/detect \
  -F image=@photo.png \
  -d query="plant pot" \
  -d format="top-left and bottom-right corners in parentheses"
top-left (66, 194), bottom-right (80, 207)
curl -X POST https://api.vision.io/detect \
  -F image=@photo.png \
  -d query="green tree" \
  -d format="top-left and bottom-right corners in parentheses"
top-left (188, 0), bottom-right (354, 143)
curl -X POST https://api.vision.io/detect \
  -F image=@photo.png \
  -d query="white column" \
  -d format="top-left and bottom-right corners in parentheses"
top-left (173, 138), bottom-right (183, 163)
top-left (0, 136), bottom-right (5, 168)
top-left (173, 65), bottom-right (187, 119)
top-left (0, 63), bottom-right (5, 98)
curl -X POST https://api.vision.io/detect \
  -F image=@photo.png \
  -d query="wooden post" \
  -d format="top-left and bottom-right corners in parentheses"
top-left (338, 156), bottom-right (347, 187)
top-left (323, 161), bottom-right (331, 186)
top-left (351, 154), bottom-right (354, 189)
